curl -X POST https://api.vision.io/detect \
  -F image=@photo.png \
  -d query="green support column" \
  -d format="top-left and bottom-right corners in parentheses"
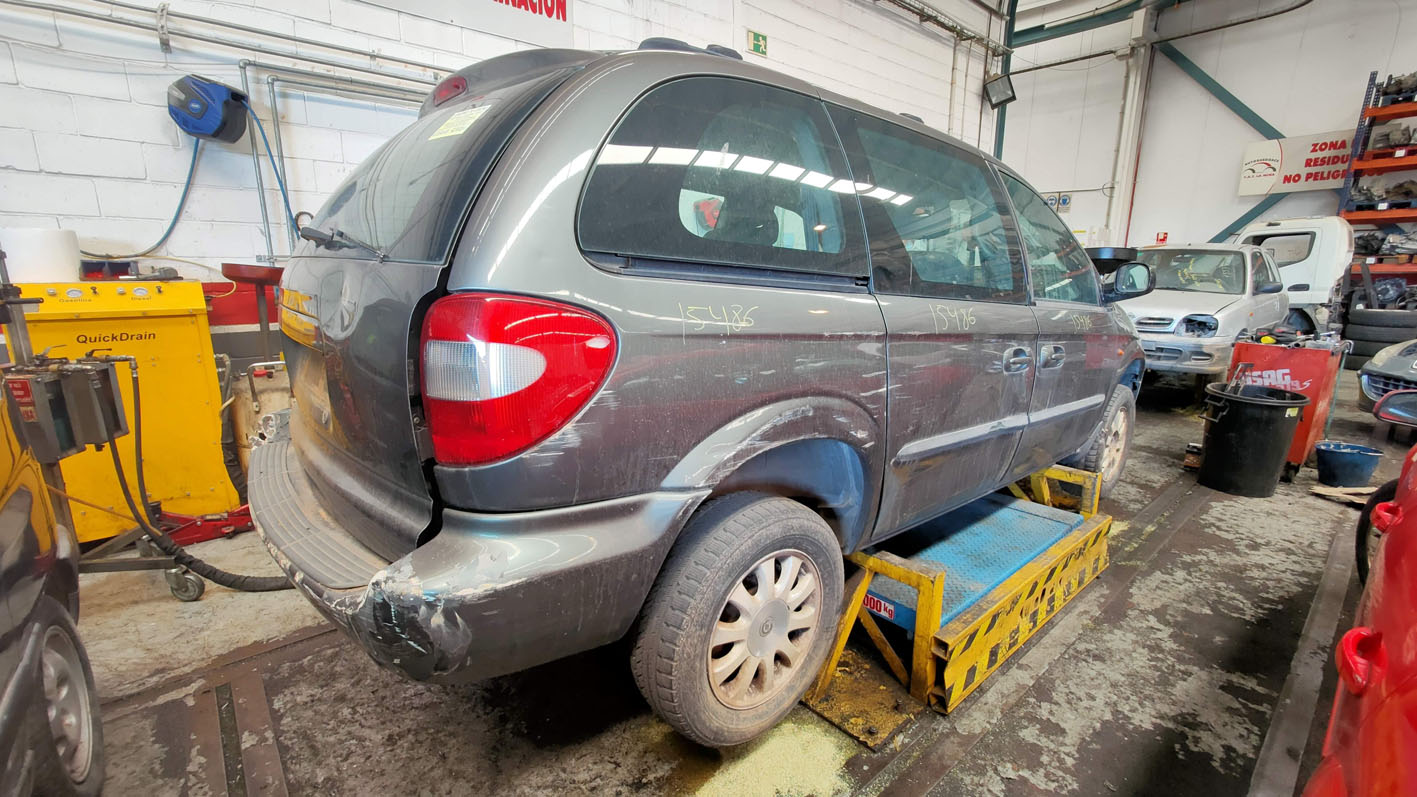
top-left (992, 0), bottom-right (1019, 160)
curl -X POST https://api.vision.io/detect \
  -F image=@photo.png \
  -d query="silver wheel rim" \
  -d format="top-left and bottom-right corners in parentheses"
top-left (707, 549), bottom-right (822, 710)
top-left (41, 626), bottom-right (93, 783)
top-left (1099, 407), bottom-right (1129, 483)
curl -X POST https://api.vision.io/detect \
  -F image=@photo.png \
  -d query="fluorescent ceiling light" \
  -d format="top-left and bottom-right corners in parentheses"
top-left (649, 147), bottom-right (698, 165)
top-left (597, 144), bottom-right (652, 164)
top-left (734, 155), bottom-right (773, 174)
top-left (769, 162), bottom-right (806, 181)
top-left (694, 150), bottom-right (739, 169)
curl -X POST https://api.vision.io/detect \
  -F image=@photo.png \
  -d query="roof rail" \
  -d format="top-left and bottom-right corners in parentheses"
top-left (899, 112), bottom-right (924, 122)
top-left (637, 37), bottom-right (743, 60)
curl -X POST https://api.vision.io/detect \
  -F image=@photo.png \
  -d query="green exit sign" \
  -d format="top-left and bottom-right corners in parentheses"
top-left (747, 30), bottom-right (767, 57)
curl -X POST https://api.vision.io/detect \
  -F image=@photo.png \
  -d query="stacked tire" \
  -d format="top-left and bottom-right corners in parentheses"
top-left (1343, 308), bottom-right (1417, 370)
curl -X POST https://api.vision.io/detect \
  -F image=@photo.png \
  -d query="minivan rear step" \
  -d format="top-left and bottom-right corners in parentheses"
top-left (248, 437), bottom-right (390, 589)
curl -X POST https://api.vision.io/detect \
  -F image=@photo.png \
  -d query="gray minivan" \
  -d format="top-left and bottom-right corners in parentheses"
top-left (250, 41), bottom-right (1151, 746)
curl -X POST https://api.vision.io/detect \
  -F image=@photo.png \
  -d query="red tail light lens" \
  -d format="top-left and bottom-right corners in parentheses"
top-left (420, 293), bottom-right (616, 466)
top-left (431, 75), bottom-right (467, 106)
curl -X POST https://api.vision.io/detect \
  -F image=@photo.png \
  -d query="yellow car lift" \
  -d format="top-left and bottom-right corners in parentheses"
top-left (807, 466), bottom-right (1111, 733)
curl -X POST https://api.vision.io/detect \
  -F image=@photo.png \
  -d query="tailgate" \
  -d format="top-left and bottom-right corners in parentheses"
top-left (280, 259), bottom-right (441, 560)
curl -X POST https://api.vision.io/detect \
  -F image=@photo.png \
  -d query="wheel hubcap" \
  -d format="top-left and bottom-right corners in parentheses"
top-left (708, 550), bottom-right (821, 710)
top-left (41, 627), bottom-right (93, 783)
top-left (1100, 409), bottom-right (1129, 482)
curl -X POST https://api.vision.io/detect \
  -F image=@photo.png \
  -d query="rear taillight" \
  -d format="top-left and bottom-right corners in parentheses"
top-left (431, 75), bottom-right (467, 106)
top-left (420, 293), bottom-right (616, 466)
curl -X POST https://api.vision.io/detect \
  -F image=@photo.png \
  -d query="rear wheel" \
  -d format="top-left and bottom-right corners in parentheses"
top-left (631, 492), bottom-right (843, 747)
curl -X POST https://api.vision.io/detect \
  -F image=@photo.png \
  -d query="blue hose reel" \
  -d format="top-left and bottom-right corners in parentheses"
top-left (166, 75), bottom-right (248, 143)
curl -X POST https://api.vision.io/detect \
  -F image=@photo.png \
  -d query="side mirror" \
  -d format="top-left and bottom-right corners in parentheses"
top-left (1375, 389), bottom-right (1417, 427)
top-left (1103, 261), bottom-right (1155, 304)
top-left (1256, 281), bottom-right (1284, 294)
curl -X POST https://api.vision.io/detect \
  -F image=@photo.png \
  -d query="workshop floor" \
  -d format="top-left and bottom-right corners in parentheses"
top-left (84, 372), bottom-right (1394, 796)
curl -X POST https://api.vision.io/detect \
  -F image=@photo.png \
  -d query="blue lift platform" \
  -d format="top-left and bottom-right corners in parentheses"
top-left (806, 466), bottom-right (1112, 740)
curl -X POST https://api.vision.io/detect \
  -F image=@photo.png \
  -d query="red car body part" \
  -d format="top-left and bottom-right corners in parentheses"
top-left (1303, 444), bottom-right (1417, 797)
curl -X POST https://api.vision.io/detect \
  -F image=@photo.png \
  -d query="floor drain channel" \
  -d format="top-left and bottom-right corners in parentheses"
top-left (215, 683), bottom-right (247, 797)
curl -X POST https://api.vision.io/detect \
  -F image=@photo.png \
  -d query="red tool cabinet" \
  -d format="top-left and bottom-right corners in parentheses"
top-left (1225, 342), bottom-right (1345, 474)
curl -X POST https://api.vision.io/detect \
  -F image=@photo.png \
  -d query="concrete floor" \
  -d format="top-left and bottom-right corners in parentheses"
top-left (82, 371), bottom-right (1398, 796)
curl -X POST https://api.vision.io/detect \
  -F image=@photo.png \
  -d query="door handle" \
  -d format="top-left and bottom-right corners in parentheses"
top-left (1003, 346), bottom-right (1031, 373)
top-left (1041, 344), bottom-right (1066, 368)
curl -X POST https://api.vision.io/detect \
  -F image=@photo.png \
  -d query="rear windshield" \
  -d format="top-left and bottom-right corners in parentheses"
top-left (1136, 249), bottom-right (1245, 295)
top-left (302, 68), bottom-right (578, 264)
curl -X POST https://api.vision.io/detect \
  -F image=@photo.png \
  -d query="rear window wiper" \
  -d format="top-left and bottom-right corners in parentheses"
top-left (299, 225), bottom-right (388, 261)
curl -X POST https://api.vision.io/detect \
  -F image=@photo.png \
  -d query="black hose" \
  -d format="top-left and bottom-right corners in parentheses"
top-left (106, 440), bottom-right (291, 591)
top-left (126, 361), bottom-right (152, 523)
top-left (101, 361), bottom-right (291, 592)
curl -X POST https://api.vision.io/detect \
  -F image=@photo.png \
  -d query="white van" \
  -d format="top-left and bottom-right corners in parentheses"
top-left (1234, 216), bottom-right (1355, 332)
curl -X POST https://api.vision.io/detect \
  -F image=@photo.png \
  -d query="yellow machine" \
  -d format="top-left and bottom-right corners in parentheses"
top-left (11, 281), bottom-right (238, 542)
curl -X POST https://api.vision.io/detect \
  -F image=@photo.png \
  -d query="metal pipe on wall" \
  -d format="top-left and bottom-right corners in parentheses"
top-left (265, 74), bottom-right (422, 248)
top-left (0, 0), bottom-right (440, 85)
top-left (1006, 0), bottom-right (1314, 78)
top-left (948, 37), bottom-right (962, 136)
top-left (98, 0), bottom-right (446, 75)
top-left (239, 61), bottom-right (277, 265)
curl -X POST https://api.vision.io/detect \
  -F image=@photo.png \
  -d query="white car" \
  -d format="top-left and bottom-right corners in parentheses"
top-left (1121, 244), bottom-right (1289, 379)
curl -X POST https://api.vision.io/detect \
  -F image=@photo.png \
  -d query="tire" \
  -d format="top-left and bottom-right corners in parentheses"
top-left (1068, 385), bottom-right (1135, 498)
top-left (1285, 309), bottom-right (1317, 334)
top-left (29, 597), bottom-right (104, 797)
top-left (1344, 324), bottom-right (1417, 343)
top-left (631, 492), bottom-right (844, 747)
top-left (1344, 354), bottom-right (1373, 371)
top-left (1346, 308), bottom-right (1417, 328)
top-left (1356, 479), bottom-right (1399, 585)
top-left (1350, 339), bottom-right (1392, 357)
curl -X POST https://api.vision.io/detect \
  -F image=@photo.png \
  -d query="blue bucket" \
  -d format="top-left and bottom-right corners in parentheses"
top-left (1314, 442), bottom-right (1382, 487)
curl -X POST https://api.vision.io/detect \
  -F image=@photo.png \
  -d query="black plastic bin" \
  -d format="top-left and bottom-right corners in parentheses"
top-left (1198, 383), bottom-right (1310, 498)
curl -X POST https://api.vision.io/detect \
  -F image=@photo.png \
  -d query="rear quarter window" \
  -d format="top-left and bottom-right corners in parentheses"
top-left (578, 76), bottom-right (866, 278)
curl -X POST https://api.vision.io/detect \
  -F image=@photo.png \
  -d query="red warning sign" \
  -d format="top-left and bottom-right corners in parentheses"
top-left (6, 379), bottom-right (37, 423)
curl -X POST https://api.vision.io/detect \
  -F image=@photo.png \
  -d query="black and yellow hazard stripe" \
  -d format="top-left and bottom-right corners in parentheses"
top-left (931, 513), bottom-right (1112, 713)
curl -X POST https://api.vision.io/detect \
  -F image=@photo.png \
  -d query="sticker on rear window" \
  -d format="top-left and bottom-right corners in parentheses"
top-left (429, 105), bottom-right (491, 140)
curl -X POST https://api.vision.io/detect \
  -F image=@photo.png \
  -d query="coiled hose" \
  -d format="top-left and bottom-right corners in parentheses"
top-left (107, 359), bottom-right (291, 592)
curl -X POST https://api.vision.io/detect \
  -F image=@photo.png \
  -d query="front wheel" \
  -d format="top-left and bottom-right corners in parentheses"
top-left (30, 597), bottom-right (104, 797)
top-left (1071, 386), bottom-right (1136, 498)
top-left (1356, 479), bottom-right (1399, 585)
top-left (631, 492), bottom-right (844, 747)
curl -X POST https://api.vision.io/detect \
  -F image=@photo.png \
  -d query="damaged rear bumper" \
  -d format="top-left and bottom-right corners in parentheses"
top-left (248, 430), bottom-right (708, 683)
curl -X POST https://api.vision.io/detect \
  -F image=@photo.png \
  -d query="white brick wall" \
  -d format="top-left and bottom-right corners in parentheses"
top-left (0, 0), bottom-right (998, 277)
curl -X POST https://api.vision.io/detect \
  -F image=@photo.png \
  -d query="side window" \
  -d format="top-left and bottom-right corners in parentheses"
top-left (830, 107), bottom-right (1022, 302)
top-left (1249, 233), bottom-right (1314, 266)
top-left (579, 77), bottom-right (864, 277)
top-left (1249, 251), bottom-right (1267, 290)
top-left (1001, 174), bottom-right (1099, 304)
top-left (1262, 253), bottom-right (1282, 286)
